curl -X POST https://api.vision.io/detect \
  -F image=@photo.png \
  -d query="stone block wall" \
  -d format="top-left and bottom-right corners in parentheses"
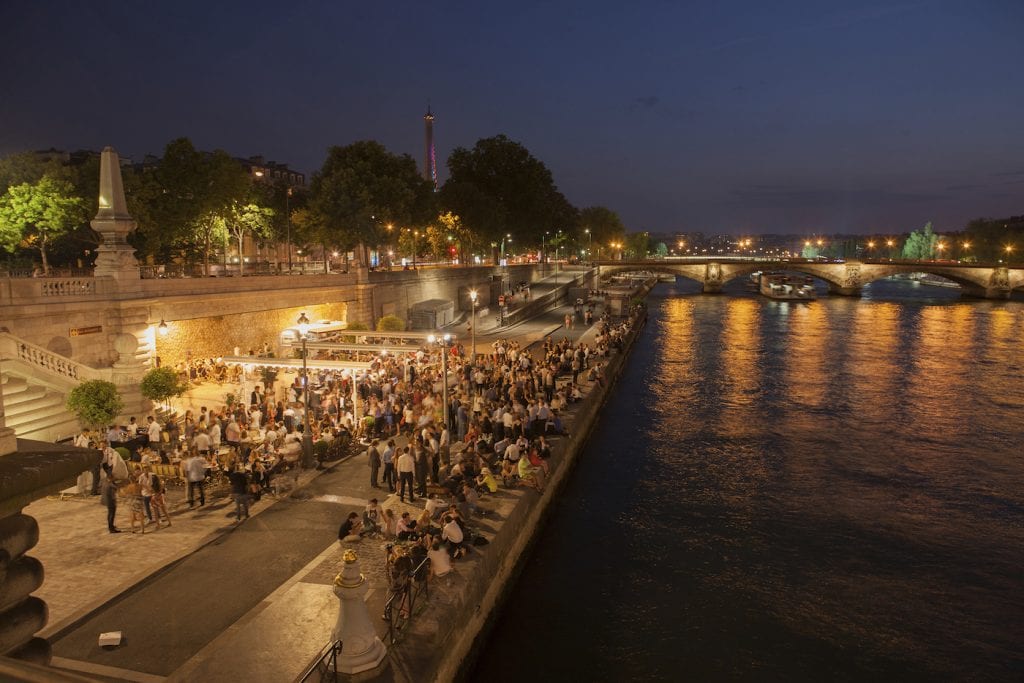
top-left (154, 303), bottom-right (348, 367)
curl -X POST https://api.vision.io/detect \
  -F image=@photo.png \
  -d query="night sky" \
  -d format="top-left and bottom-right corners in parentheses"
top-left (2, 0), bottom-right (1022, 235)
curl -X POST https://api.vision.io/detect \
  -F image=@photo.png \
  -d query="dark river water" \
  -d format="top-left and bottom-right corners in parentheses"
top-left (474, 278), bottom-right (1024, 682)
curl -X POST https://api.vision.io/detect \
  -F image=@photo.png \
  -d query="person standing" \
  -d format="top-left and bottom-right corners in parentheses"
top-left (147, 416), bottom-right (163, 456)
top-left (396, 446), bottom-right (416, 503)
top-left (382, 439), bottom-right (397, 492)
top-left (185, 451), bottom-right (207, 508)
top-left (227, 464), bottom-right (250, 522)
top-left (134, 465), bottom-right (154, 523)
top-left (150, 473), bottom-right (171, 528)
top-left (100, 464), bottom-right (121, 533)
top-left (414, 445), bottom-right (429, 498)
top-left (367, 439), bottom-right (381, 488)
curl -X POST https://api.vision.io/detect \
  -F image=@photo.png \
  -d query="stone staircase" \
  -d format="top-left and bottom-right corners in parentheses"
top-left (0, 331), bottom-right (148, 443)
top-left (0, 371), bottom-right (80, 442)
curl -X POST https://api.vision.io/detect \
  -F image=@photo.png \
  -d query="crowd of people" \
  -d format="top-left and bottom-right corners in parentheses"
top-left (328, 298), bottom-right (645, 620)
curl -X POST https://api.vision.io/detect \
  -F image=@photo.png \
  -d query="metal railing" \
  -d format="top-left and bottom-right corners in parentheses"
top-left (139, 261), bottom-right (345, 279)
top-left (1, 267), bottom-right (94, 278)
top-left (296, 639), bottom-right (343, 683)
top-left (383, 555), bottom-right (431, 645)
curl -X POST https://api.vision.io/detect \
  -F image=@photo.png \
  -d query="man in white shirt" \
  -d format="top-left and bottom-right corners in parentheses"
top-left (184, 452), bottom-right (208, 507)
top-left (194, 429), bottom-right (211, 456)
top-left (396, 447), bottom-right (416, 503)
top-left (147, 416), bottom-right (162, 451)
top-left (442, 515), bottom-right (465, 558)
top-left (209, 420), bottom-right (222, 451)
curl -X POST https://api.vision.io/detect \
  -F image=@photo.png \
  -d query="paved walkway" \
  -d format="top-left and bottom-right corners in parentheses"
top-left (29, 287), bottom-right (608, 682)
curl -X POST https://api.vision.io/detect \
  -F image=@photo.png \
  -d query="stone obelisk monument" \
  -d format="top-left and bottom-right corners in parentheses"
top-left (91, 147), bottom-right (139, 279)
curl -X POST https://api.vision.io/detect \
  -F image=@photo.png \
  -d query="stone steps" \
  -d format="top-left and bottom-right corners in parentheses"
top-left (1, 370), bottom-right (79, 442)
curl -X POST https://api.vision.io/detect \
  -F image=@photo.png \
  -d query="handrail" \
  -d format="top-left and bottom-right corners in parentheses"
top-left (0, 332), bottom-right (104, 384)
top-left (295, 639), bottom-right (343, 683)
top-left (383, 554), bottom-right (431, 645)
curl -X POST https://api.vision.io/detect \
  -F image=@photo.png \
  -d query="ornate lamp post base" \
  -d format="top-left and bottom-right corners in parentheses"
top-left (332, 550), bottom-right (387, 674)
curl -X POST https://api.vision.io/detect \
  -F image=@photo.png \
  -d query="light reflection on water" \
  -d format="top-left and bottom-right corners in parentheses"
top-left (476, 279), bottom-right (1024, 682)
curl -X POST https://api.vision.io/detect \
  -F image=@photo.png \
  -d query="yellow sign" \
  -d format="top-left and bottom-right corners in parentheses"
top-left (69, 326), bottom-right (102, 337)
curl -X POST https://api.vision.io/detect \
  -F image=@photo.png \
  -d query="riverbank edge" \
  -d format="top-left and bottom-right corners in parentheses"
top-left (436, 287), bottom-right (653, 683)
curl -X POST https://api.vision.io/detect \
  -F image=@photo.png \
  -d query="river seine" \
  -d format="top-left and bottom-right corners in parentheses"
top-left (475, 278), bottom-right (1024, 681)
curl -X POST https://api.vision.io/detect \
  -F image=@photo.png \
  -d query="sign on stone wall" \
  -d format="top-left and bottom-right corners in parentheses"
top-left (69, 325), bottom-right (103, 337)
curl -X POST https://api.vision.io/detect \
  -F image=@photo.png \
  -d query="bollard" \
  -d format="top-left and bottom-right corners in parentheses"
top-left (332, 549), bottom-right (387, 674)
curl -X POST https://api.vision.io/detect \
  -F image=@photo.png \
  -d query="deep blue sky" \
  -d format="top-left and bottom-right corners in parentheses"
top-left (2, 0), bottom-right (1022, 235)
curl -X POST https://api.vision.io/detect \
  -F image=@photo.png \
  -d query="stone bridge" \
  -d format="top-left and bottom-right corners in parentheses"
top-left (595, 259), bottom-right (1024, 299)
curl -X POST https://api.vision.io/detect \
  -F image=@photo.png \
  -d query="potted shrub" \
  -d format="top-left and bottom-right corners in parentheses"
top-left (139, 366), bottom-right (188, 411)
top-left (66, 379), bottom-right (124, 429)
top-left (376, 315), bottom-right (405, 332)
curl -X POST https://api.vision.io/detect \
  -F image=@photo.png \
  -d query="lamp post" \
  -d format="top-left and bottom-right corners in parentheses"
top-left (469, 289), bottom-right (478, 363)
top-left (542, 231), bottom-right (549, 271)
top-left (286, 187), bottom-right (293, 273)
top-left (296, 312), bottom-right (314, 469)
top-left (412, 230), bottom-right (418, 269)
top-left (428, 333), bottom-right (453, 463)
top-left (585, 228), bottom-right (592, 263)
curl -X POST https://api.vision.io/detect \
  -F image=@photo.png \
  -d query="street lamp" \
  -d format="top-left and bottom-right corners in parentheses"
top-left (296, 312), bottom-right (314, 469)
top-left (469, 289), bottom-right (478, 363)
top-left (427, 332), bottom-right (453, 463)
top-left (554, 229), bottom-right (563, 282)
top-left (584, 228), bottom-right (592, 263)
top-left (413, 230), bottom-right (419, 269)
top-left (500, 233), bottom-right (512, 263)
top-left (158, 319), bottom-right (168, 336)
top-left (285, 187), bottom-right (293, 273)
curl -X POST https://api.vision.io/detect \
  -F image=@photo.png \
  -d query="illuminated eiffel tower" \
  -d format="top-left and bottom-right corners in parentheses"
top-left (424, 105), bottom-right (437, 191)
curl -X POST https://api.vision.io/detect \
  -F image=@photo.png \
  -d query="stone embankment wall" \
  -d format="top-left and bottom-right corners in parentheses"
top-left (433, 300), bottom-right (649, 682)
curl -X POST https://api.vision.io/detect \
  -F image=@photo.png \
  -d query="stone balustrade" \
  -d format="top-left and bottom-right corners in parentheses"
top-left (39, 279), bottom-right (95, 297)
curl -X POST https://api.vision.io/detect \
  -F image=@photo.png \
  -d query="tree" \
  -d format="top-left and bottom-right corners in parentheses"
top-left (440, 135), bottom-right (577, 253)
top-left (578, 206), bottom-right (626, 258)
top-left (376, 314), bottom-right (406, 332)
top-left (0, 151), bottom-right (70, 193)
top-left (309, 141), bottom-right (434, 264)
top-left (0, 176), bottom-right (87, 273)
top-left (192, 150), bottom-right (250, 275)
top-left (139, 367), bottom-right (187, 410)
top-left (224, 201), bottom-right (274, 275)
top-left (902, 222), bottom-right (938, 260)
top-left (66, 380), bottom-right (123, 429)
top-left (624, 232), bottom-right (650, 259)
top-left (654, 242), bottom-right (668, 257)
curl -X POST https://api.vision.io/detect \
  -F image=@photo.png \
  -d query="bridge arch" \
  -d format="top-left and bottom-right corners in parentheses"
top-left (595, 259), bottom-right (1021, 298)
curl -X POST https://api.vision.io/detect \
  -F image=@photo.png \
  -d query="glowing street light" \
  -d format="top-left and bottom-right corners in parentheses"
top-left (469, 289), bottom-right (478, 362)
top-left (296, 312), bottom-right (314, 469)
top-left (427, 332), bottom-right (454, 463)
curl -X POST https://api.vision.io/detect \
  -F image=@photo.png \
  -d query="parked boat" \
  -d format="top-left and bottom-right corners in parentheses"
top-left (917, 273), bottom-right (960, 289)
top-left (758, 273), bottom-right (817, 300)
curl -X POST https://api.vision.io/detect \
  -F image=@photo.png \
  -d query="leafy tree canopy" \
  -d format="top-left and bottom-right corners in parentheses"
top-left (0, 176), bottom-right (87, 272)
top-left (310, 141), bottom-right (434, 252)
top-left (440, 135), bottom-right (577, 248)
top-left (376, 314), bottom-right (406, 332)
top-left (578, 206), bottom-right (626, 248)
top-left (902, 221), bottom-right (938, 260)
top-left (66, 380), bottom-right (124, 428)
top-left (140, 366), bottom-right (188, 407)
